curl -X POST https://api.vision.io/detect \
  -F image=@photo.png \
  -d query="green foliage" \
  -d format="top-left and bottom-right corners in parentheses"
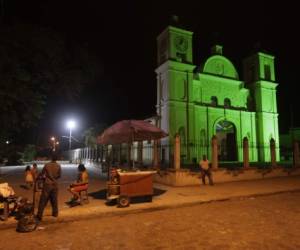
top-left (82, 123), bottom-right (107, 148)
top-left (0, 143), bottom-right (23, 166)
top-left (0, 21), bottom-right (101, 154)
top-left (21, 144), bottom-right (37, 162)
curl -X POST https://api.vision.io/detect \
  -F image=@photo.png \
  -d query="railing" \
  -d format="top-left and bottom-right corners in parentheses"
top-left (62, 139), bottom-right (298, 170)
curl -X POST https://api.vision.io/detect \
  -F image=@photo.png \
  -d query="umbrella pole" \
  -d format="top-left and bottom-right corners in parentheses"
top-left (106, 144), bottom-right (110, 181)
top-left (132, 133), bottom-right (135, 169)
top-left (132, 148), bottom-right (135, 169)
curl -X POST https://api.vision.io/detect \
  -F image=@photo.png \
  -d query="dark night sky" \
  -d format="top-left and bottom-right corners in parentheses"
top-left (4, 0), bottom-right (300, 146)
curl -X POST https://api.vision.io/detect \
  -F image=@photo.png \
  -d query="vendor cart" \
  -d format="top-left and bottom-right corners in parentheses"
top-left (107, 169), bottom-right (156, 207)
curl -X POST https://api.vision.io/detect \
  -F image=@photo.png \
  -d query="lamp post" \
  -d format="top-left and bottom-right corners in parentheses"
top-left (66, 120), bottom-right (76, 150)
top-left (50, 137), bottom-right (59, 152)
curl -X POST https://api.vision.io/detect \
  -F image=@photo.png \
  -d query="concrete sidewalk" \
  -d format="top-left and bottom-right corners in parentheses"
top-left (1, 175), bottom-right (300, 230)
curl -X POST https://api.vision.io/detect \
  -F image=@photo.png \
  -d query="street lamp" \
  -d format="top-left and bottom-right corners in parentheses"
top-left (66, 120), bottom-right (76, 150)
top-left (50, 137), bottom-right (59, 152)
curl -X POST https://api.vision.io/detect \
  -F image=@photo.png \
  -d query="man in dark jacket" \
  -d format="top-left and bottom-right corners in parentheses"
top-left (36, 154), bottom-right (61, 221)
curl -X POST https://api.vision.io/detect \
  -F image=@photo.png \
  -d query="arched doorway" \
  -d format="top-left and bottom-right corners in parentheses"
top-left (216, 120), bottom-right (237, 161)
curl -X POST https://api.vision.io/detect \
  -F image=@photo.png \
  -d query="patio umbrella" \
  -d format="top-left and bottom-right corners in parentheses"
top-left (97, 120), bottom-right (168, 145)
top-left (97, 120), bottom-right (168, 168)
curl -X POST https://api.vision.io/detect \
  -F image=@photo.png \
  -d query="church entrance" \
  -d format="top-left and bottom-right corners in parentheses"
top-left (216, 120), bottom-right (237, 161)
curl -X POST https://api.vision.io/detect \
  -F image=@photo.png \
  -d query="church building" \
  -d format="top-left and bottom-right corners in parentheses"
top-left (155, 25), bottom-right (280, 164)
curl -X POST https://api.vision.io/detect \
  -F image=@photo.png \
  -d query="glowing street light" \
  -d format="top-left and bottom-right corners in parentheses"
top-left (66, 120), bottom-right (76, 150)
top-left (50, 137), bottom-right (59, 152)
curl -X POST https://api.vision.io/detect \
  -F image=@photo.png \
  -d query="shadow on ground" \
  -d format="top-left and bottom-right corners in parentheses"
top-left (88, 189), bottom-right (107, 200)
top-left (88, 188), bottom-right (167, 200)
top-left (87, 187), bottom-right (167, 206)
top-left (153, 188), bottom-right (167, 196)
top-left (19, 184), bottom-right (30, 190)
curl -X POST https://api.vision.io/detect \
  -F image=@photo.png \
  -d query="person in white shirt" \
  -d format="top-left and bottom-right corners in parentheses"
top-left (199, 155), bottom-right (213, 185)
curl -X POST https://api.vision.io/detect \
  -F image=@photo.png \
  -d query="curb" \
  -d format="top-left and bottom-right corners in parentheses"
top-left (1, 188), bottom-right (300, 232)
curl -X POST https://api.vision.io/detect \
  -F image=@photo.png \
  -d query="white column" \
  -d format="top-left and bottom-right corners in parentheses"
top-left (174, 134), bottom-right (181, 170)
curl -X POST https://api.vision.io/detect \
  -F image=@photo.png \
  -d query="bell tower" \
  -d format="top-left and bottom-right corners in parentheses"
top-left (243, 52), bottom-right (280, 162)
top-left (155, 24), bottom-right (195, 163)
top-left (157, 26), bottom-right (193, 65)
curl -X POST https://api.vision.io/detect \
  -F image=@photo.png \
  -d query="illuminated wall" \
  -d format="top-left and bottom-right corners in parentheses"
top-left (156, 26), bottom-right (280, 163)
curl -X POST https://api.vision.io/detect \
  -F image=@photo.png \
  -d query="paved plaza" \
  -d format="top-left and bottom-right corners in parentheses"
top-left (1, 163), bottom-right (300, 228)
top-left (1, 164), bottom-right (300, 249)
top-left (1, 191), bottom-right (300, 249)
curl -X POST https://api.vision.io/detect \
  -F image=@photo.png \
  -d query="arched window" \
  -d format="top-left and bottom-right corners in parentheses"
top-left (264, 64), bottom-right (271, 80)
top-left (211, 96), bottom-right (218, 107)
top-left (224, 98), bottom-right (231, 108)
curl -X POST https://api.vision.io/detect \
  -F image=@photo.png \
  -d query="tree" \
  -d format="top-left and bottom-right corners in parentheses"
top-left (82, 123), bottom-right (107, 148)
top-left (0, 21), bottom-right (101, 158)
top-left (20, 144), bottom-right (37, 162)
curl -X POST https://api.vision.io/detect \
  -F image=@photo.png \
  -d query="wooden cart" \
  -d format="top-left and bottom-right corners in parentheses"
top-left (107, 170), bottom-right (156, 207)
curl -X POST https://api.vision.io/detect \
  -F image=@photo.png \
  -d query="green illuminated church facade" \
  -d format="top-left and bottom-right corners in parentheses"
top-left (155, 26), bottom-right (280, 164)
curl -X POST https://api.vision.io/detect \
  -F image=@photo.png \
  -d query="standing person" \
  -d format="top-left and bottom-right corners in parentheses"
top-left (25, 165), bottom-right (34, 189)
top-left (199, 155), bottom-right (213, 185)
top-left (31, 163), bottom-right (38, 182)
top-left (36, 154), bottom-right (61, 221)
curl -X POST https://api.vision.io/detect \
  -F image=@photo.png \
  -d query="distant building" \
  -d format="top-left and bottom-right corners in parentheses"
top-left (155, 25), bottom-right (280, 164)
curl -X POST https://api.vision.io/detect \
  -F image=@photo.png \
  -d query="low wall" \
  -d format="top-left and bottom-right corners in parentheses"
top-left (154, 167), bottom-right (300, 186)
top-left (24, 161), bottom-right (70, 165)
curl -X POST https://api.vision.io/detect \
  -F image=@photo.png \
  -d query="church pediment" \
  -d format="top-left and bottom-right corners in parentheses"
top-left (202, 55), bottom-right (239, 80)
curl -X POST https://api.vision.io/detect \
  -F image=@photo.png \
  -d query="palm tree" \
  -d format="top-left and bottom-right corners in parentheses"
top-left (82, 123), bottom-right (107, 148)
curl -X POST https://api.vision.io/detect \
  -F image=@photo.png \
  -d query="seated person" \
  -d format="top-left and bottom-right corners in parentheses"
top-left (67, 164), bottom-right (89, 203)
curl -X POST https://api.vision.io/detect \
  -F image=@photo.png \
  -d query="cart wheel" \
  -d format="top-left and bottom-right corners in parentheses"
top-left (118, 196), bottom-right (130, 208)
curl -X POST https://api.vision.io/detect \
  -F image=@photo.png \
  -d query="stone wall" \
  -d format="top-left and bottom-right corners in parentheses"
top-left (154, 167), bottom-right (300, 186)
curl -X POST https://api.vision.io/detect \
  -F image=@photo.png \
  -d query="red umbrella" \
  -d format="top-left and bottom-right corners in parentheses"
top-left (97, 120), bottom-right (168, 145)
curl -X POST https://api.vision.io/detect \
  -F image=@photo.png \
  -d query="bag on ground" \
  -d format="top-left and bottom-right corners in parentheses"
top-left (16, 202), bottom-right (37, 233)
top-left (16, 214), bottom-right (37, 233)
